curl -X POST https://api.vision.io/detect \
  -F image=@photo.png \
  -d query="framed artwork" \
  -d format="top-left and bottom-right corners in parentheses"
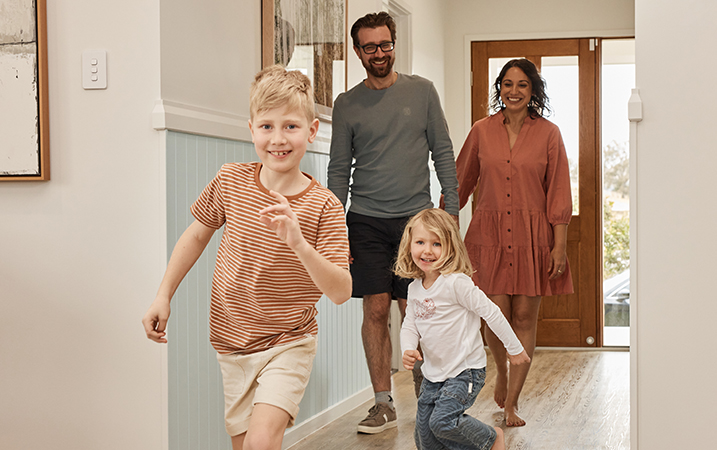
top-left (0, 0), bottom-right (49, 181)
top-left (262, 0), bottom-right (346, 120)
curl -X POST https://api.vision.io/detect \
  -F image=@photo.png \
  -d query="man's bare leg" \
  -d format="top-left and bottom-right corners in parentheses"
top-left (397, 297), bottom-right (407, 322)
top-left (362, 292), bottom-right (393, 394)
top-left (357, 292), bottom-right (399, 433)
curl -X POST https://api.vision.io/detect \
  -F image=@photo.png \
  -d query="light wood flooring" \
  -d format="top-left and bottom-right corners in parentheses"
top-left (287, 349), bottom-right (629, 450)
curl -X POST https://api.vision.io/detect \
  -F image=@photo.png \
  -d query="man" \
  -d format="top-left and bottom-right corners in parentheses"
top-left (328, 11), bottom-right (459, 435)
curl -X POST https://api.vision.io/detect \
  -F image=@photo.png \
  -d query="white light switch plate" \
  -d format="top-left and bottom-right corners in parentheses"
top-left (82, 50), bottom-right (107, 90)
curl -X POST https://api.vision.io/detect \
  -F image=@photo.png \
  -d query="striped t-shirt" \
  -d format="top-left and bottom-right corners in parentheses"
top-left (191, 162), bottom-right (350, 354)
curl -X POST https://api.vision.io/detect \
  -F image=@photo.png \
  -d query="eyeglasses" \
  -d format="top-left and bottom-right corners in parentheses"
top-left (357, 41), bottom-right (395, 54)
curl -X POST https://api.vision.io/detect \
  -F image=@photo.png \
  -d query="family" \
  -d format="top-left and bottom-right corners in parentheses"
top-left (141, 11), bottom-right (573, 450)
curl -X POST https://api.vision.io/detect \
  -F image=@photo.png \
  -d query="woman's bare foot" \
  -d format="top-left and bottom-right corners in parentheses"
top-left (504, 406), bottom-right (526, 427)
top-left (490, 427), bottom-right (505, 450)
top-left (494, 371), bottom-right (508, 409)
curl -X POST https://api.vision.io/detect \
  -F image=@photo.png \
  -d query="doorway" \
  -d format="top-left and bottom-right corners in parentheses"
top-left (601, 38), bottom-right (634, 347)
top-left (470, 39), bottom-right (601, 347)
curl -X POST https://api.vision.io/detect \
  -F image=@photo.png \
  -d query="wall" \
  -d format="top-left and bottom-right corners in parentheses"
top-left (407, 0), bottom-right (446, 97)
top-left (154, 0), bottom-right (259, 144)
top-left (633, 0), bottom-right (717, 448)
top-left (0, 1), bottom-right (164, 449)
top-left (159, 0), bottom-right (258, 129)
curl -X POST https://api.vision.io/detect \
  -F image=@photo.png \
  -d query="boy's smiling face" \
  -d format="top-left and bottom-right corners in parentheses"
top-left (249, 106), bottom-right (319, 176)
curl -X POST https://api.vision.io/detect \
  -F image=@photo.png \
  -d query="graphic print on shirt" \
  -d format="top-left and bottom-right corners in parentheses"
top-left (414, 297), bottom-right (436, 320)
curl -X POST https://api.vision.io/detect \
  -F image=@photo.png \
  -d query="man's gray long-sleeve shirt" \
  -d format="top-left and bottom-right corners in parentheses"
top-left (328, 74), bottom-right (459, 218)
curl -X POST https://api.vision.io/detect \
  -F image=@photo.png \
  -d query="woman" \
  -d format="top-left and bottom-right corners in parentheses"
top-left (455, 59), bottom-right (573, 427)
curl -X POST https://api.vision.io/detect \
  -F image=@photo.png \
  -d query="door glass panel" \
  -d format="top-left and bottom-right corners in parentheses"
top-left (601, 39), bottom-right (634, 347)
top-left (541, 56), bottom-right (580, 214)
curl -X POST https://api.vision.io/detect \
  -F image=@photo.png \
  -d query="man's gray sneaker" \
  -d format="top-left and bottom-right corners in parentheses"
top-left (357, 402), bottom-right (397, 434)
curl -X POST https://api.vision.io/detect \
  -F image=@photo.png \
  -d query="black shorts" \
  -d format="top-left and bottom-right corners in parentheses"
top-left (346, 211), bottom-right (412, 299)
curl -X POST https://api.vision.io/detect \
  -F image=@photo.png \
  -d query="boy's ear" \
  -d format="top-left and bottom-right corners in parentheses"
top-left (247, 119), bottom-right (256, 143)
top-left (307, 118), bottom-right (319, 143)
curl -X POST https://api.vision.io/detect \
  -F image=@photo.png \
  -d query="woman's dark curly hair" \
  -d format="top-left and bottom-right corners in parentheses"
top-left (490, 58), bottom-right (551, 118)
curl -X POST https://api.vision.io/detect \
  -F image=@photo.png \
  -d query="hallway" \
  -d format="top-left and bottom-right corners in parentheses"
top-left (288, 349), bottom-right (629, 450)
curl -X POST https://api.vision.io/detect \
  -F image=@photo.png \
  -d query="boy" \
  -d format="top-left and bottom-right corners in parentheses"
top-left (142, 65), bottom-right (352, 450)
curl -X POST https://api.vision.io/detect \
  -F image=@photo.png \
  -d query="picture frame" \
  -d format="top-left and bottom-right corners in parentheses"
top-left (262, 0), bottom-right (347, 121)
top-left (0, 0), bottom-right (50, 181)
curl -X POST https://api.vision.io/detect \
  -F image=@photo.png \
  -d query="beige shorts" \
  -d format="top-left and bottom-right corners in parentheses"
top-left (216, 335), bottom-right (318, 437)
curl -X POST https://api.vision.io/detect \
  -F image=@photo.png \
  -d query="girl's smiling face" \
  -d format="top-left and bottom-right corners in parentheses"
top-left (410, 221), bottom-right (442, 281)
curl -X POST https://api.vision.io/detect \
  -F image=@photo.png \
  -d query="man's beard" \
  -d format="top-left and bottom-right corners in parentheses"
top-left (363, 55), bottom-right (394, 78)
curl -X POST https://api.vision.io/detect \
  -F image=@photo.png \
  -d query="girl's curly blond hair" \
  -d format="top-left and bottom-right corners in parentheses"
top-left (394, 208), bottom-right (473, 280)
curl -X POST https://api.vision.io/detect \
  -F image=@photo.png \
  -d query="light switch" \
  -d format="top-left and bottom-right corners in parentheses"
top-left (82, 50), bottom-right (107, 89)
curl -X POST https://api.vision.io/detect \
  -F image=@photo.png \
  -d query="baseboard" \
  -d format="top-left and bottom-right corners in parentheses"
top-left (282, 385), bottom-right (374, 449)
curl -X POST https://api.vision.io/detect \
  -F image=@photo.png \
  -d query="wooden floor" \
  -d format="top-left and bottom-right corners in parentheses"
top-left (287, 349), bottom-right (629, 450)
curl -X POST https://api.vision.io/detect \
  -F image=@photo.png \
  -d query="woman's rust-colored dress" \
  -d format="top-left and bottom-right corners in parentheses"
top-left (456, 111), bottom-right (574, 297)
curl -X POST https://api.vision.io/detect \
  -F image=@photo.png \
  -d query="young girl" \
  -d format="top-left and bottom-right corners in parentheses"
top-left (396, 208), bottom-right (530, 450)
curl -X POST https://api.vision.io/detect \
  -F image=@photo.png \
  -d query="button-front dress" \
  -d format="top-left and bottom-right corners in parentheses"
top-left (456, 111), bottom-right (574, 297)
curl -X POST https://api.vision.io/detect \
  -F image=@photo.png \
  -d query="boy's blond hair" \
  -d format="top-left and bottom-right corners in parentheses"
top-left (394, 208), bottom-right (473, 280)
top-left (250, 65), bottom-right (315, 124)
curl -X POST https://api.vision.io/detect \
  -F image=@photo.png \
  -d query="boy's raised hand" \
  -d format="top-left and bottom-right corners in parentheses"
top-left (259, 190), bottom-right (307, 251)
top-left (508, 350), bottom-right (531, 366)
top-left (402, 349), bottom-right (422, 371)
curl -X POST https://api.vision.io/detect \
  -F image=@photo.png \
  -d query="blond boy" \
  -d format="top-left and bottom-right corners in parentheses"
top-left (142, 65), bottom-right (352, 450)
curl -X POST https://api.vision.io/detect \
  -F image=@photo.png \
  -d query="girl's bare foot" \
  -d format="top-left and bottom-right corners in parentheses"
top-left (494, 372), bottom-right (508, 409)
top-left (490, 427), bottom-right (505, 450)
top-left (504, 406), bottom-right (526, 427)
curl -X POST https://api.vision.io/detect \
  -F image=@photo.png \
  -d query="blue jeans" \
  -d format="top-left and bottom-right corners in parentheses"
top-left (414, 368), bottom-right (496, 450)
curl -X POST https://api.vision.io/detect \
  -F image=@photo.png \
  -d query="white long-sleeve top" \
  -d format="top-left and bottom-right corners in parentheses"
top-left (400, 273), bottom-right (525, 383)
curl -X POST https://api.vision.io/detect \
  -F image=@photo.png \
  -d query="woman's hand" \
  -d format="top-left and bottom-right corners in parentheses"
top-left (548, 246), bottom-right (567, 280)
top-left (548, 223), bottom-right (568, 280)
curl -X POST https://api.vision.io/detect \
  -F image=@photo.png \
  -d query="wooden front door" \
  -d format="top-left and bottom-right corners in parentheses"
top-left (470, 39), bottom-right (602, 347)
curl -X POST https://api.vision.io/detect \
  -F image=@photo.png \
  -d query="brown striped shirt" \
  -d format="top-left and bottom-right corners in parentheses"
top-left (191, 162), bottom-right (350, 354)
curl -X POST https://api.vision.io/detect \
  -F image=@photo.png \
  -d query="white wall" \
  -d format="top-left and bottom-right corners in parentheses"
top-left (154, 0), bottom-right (260, 143)
top-left (403, 0), bottom-right (446, 98)
top-left (159, 0), bottom-right (259, 118)
top-left (0, 1), bottom-right (165, 449)
top-left (634, 1), bottom-right (717, 448)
